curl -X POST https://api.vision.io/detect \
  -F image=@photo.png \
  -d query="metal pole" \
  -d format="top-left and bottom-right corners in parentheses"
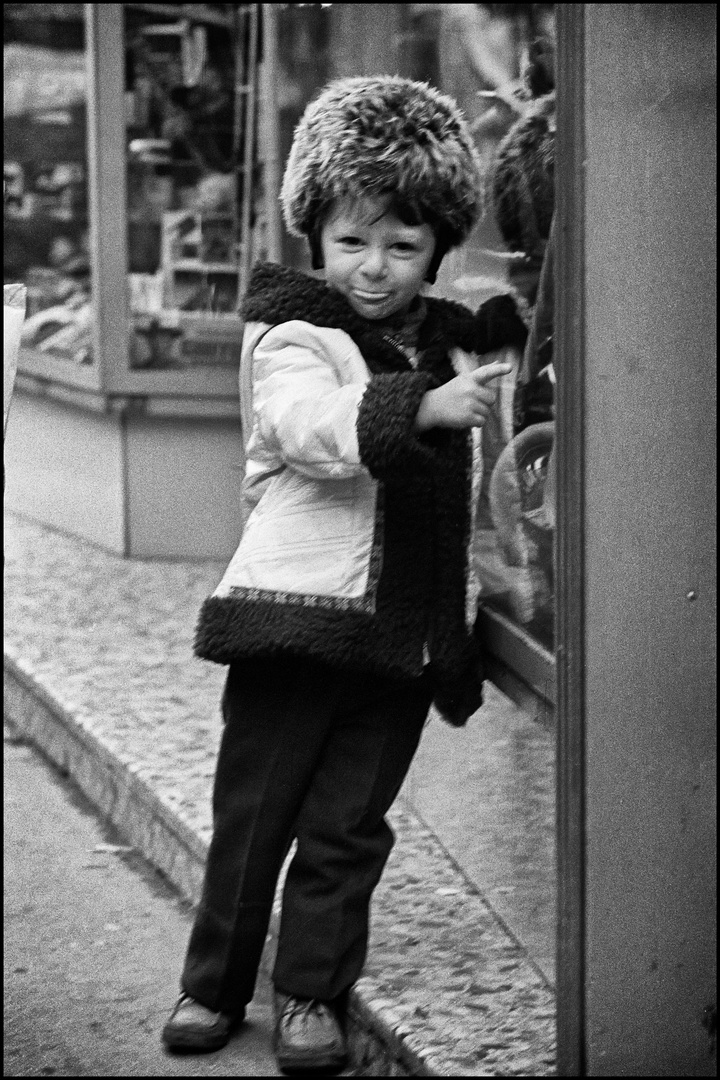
top-left (259, 2), bottom-right (282, 264)
top-left (237, 3), bottom-right (259, 308)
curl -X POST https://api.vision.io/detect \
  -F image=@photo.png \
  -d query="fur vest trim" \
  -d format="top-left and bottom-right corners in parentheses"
top-left (194, 263), bottom-right (526, 726)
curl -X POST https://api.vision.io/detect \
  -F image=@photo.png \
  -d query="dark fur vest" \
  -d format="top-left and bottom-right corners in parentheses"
top-left (194, 262), bottom-right (526, 726)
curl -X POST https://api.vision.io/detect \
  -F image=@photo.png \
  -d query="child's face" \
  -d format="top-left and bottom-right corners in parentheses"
top-left (320, 195), bottom-right (436, 321)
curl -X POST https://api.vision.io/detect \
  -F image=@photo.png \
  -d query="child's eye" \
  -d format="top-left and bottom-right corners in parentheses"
top-left (337, 235), bottom-right (363, 247)
top-left (393, 242), bottom-right (418, 253)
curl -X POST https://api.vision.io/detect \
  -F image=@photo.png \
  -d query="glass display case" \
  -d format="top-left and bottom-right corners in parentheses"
top-left (389, 1), bottom-right (557, 713)
top-left (4, 3), bottom-right (94, 367)
top-left (122, 3), bottom-right (265, 373)
top-left (5, 2), bottom-right (277, 414)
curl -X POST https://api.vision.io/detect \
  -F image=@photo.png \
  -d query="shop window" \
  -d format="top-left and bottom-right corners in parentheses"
top-left (5, 5), bottom-right (280, 411)
top-left (4, 3), bottom-right (94, 365)
top-left (3, 2), bottom-right (556, 704)
top-left (273, 4), bottom-right (332, 271)
top-left (122, 3), bottom-right (263, 370)
top-left (406, 3), bottom-right (557, 705)
top-left (266, 3), bottom-right (557, 706)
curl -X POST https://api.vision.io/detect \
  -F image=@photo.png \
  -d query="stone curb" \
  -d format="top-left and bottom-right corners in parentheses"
top-left (5, 647), bottom-right (556, 1076)
top-left (4, 651), bottom-right (435, 1077)
top-left (4, 653), bottom-right (209, 904)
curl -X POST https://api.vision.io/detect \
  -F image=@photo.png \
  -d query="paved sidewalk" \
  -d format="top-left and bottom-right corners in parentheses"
top-left (5, 722), bottom-right (284, 1077)
top-left (4, 511), bottom-right (555, 1077)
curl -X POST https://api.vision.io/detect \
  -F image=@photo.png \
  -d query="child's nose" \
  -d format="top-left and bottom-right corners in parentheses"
top-left (361, 247), bottom-right (388, 277)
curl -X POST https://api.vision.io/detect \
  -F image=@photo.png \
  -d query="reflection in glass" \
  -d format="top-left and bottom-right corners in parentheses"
top-left (402, 5), bottom-right (557, 988)
top-left (475, 61), bottom-right (556, 654)
top-left (398, 5), bottom-right (556, 651)
top-left (4, 4), bottom-right (93, 364)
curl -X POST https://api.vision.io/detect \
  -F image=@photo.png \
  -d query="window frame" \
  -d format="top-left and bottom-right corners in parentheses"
top-left (13, 3), bottom-right (266, 417)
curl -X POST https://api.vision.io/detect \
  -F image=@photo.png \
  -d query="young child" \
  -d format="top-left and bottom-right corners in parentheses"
top-left (162, 75), bottom-right (527, 1074)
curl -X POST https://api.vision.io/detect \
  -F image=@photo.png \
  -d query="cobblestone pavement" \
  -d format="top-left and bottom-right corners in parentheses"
top-left (4, 511), bottom-right (556, 1077)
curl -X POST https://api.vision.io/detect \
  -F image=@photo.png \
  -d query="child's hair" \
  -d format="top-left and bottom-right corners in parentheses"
top-left (280, 75), bottom-right (485, 282)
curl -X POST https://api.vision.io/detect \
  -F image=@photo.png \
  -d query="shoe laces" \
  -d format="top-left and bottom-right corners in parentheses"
top-left (286, 996), bottom-right (328, 1023)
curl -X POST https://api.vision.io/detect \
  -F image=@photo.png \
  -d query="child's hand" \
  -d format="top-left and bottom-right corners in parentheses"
top-left (415, 361), bottom-right (513, 432)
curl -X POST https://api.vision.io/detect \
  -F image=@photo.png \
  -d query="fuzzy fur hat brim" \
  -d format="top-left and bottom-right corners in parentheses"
top-left (280, 75), bottom-right (484, 250)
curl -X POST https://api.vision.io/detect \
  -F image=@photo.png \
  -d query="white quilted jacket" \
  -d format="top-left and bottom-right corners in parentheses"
top-left (218, 319), bottom-right (379, 605)
top-left (214, 318), bottom-right (497, 623)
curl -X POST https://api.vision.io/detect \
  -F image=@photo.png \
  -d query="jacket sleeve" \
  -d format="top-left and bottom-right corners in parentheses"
top-left (356, 370), bottom-right (439, 479)
top-left (251, 321), bottom-right (369, 480)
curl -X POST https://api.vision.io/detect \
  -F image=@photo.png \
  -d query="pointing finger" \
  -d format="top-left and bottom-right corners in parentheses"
top-left (473, 361), bottom-right (513, 385)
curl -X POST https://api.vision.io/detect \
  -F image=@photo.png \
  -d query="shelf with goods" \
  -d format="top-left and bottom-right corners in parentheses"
top-left (124, 3), bottom-right (235, 29)
top-left (7, 3), bottom-right (270, 414)
top-left (5, 3), bottom-right (94, 387)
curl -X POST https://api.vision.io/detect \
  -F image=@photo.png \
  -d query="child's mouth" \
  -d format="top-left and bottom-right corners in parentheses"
top-left (353, 290), bottom-right (392, 305)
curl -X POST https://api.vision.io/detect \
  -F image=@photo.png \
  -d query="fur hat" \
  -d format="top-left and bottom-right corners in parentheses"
top-left (280, 75), bottom-right (484, 273)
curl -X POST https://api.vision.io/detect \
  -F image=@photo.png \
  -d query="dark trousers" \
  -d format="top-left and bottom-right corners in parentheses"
top-left (181, 655), bottom-right (432, 1015)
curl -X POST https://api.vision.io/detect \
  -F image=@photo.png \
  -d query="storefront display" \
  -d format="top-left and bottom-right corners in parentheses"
top-left (4, 5), bottom-right (93, 363)
top-left (122, 3), bottom-right (261, 369)
top-left (393, 3), bottom-right (557, 661)
top-left (4, 3), bottom-right (266, 377)
top-left (3, 1), bottom-right (554, 695)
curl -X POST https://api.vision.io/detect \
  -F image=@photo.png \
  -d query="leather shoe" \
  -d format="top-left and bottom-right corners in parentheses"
top-left (273, 992), bottom-right (348, 1074)
top-left (162, 992), bottom-right (244, 1053)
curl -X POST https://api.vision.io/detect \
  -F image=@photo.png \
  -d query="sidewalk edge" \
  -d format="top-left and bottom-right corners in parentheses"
top-left (3, 650), bottom-right (440, 1077)
top-left (4, 651), bottom-right (209, 904)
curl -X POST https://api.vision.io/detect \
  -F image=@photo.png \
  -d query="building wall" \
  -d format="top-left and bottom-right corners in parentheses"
top-left (5, 391), bottom-right (126, 553)
top-left (581, 5), bottom-right (716, 1073)
top-left (4, 392), bottom-right (245, 561)
top-left (124, 413), bottom-right (243, 560)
